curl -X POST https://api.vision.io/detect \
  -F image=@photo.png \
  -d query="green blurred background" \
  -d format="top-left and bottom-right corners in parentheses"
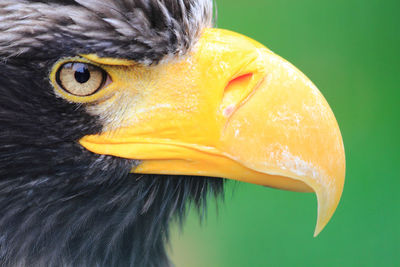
top-left (170, 0), bottom-right (400, 266)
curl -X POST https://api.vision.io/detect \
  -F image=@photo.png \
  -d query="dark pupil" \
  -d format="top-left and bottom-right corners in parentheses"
top-left (74, 63), bottom-right (91, 84)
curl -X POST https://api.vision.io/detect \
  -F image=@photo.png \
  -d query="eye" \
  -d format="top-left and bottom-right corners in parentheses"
top-left (55, 62), bottom-right (109, 96)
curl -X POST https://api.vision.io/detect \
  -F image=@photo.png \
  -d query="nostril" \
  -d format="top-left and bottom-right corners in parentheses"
top-left (221, 73), bottom-right (254, 117)
top-left (227, 73), bottom-right (253, 87)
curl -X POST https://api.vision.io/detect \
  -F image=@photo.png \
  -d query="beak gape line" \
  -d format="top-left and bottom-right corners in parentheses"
top-left (79, 28), bottom-right (345, 236)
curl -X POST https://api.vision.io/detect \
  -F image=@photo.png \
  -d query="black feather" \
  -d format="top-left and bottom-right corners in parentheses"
top-left (0, 0), bottom-right (213, 64)
top-left (0, 1), bottom-right (223, 266)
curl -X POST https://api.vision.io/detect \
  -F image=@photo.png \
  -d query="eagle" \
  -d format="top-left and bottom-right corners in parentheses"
top-left (0, 0), bottom-right (345, 266)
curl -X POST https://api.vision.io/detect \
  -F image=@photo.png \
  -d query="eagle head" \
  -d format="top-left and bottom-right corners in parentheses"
top-left (0, 0), bottom-right (345, 266)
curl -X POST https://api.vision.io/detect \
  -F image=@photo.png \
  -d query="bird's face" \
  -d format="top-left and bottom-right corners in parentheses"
top-left (69, 28), bottom-right (344, 235)
top-left (0, 0), bottom-right (345, 266)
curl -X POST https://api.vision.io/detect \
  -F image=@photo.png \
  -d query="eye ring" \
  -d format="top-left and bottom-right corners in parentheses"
top-left (55, 62), bottom-right (109, 97)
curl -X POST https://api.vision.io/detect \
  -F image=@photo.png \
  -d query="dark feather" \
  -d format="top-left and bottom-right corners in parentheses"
top-left (0, 0), bottom-right (223, 266)
top-left (0, 0), bottom-right (213, 64)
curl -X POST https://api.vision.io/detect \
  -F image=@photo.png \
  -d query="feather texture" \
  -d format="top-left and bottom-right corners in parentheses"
top-left (0, 0), bottom-right (213, 64)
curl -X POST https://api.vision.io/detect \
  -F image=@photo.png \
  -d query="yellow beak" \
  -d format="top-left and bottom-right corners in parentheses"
top-left (80, 28), bottom-right (345, 236)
